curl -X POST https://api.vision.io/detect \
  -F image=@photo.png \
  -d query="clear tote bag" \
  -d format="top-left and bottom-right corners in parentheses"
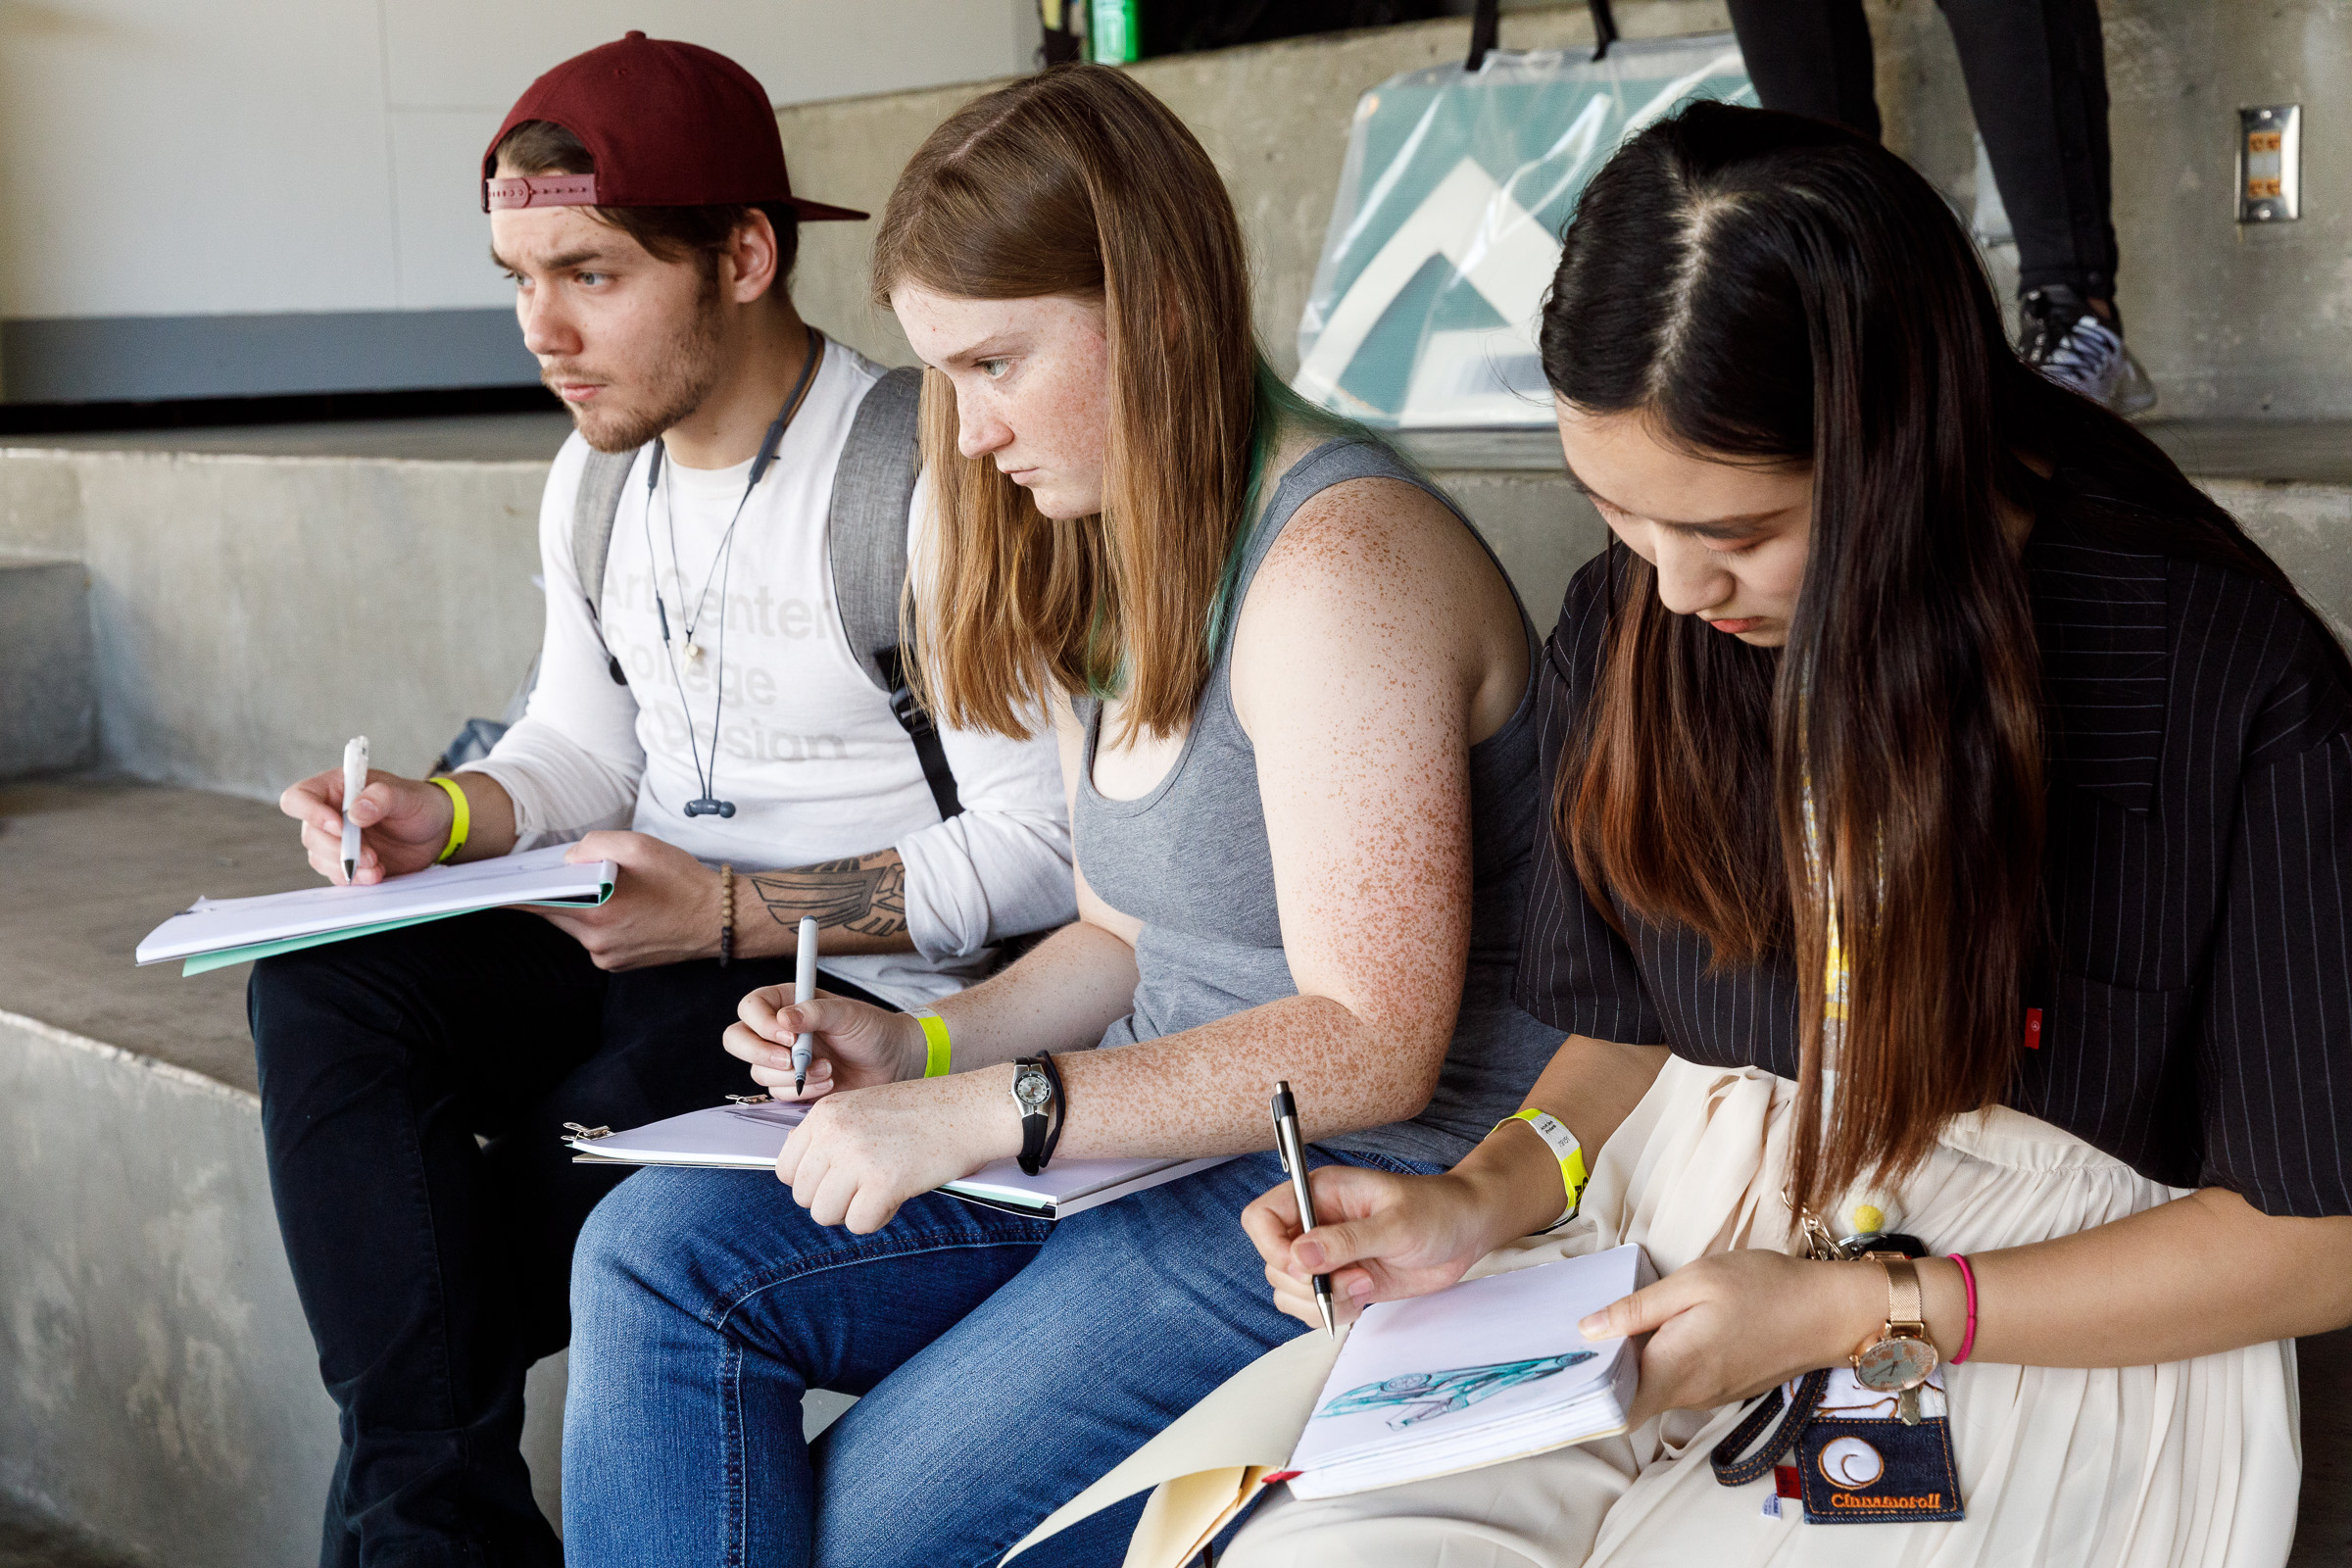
top-left (1292, 27), bottom-right (1752, 429)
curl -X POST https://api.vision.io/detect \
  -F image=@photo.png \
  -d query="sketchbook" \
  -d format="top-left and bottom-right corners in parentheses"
top-left (1004, 1242), bottom-right (1654, 1566)
top-left (1283, 1243), bottom-right (1652, 1497)
top-left (564, 1099), bottom-right (1233, 1221)
top-left (133, 844), bottom-right (617, 975)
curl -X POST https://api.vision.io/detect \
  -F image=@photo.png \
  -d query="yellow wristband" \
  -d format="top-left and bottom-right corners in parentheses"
top-left (428, 775), bottom-right (469, 864)
top-left (1498, 1106), bottom-right (1589, 1226)
top-left (913, 1010), bottom-right (952, 1078)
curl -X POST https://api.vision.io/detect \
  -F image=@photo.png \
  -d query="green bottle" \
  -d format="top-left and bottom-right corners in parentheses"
top-left (1089, 0), bottom-right (1138, 64)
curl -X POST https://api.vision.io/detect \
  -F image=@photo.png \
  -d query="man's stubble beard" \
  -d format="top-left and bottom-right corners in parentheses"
top-left (555, 282), bottom-right (728, 454)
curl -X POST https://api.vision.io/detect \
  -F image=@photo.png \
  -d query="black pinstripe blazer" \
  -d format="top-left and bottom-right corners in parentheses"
top-left (1517, 505), bottom-right (2352, 1218)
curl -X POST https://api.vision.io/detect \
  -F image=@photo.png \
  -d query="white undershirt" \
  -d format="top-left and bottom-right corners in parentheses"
top-left (463, 340), bottom-right (1074, 1006)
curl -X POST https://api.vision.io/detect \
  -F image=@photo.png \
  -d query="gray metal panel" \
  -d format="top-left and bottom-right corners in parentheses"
top-left (0, 309), bottom-right (537, 404)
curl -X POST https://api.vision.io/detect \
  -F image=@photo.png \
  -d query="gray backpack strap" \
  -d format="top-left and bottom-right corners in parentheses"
top-left (830, 367), bottom-right (923, 693)
top-left (571, 445), bottom-right (641, 686)
top-left (827, 366), bottom-right (960, 819)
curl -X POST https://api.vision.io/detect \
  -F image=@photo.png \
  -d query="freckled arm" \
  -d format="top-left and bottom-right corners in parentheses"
top-left (1011, 484), bottom-right (1488, 1158)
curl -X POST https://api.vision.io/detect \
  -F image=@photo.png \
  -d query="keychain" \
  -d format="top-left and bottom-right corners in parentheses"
top-left (1711, 1201), bottom-right (1966, 1524)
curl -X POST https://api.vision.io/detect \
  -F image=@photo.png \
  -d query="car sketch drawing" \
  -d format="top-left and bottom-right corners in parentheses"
top-left (1314, 1350), bottom-right (1598, 1430)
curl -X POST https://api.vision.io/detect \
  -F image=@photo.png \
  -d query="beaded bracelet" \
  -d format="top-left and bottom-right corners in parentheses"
top-left (717, 864), bottom-right (735, 968)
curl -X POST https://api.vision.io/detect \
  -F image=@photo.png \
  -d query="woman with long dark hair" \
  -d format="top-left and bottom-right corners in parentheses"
top-left (1119, 102), bottom-right (2349, 1562)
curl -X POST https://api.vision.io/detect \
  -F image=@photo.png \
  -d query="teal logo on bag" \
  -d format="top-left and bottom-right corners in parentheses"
top-left (1292, 36), bottom-right (1752, 429)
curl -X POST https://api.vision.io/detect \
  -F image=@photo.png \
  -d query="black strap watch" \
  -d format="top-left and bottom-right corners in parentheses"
top-left (1010, 1054), bottom-right (1065, 1176)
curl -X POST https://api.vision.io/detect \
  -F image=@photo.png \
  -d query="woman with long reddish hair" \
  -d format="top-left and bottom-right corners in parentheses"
top-left (1119, 102), bottom-right (2350, 1564)
top-left (560, 64), bottom-right (1560, 1566)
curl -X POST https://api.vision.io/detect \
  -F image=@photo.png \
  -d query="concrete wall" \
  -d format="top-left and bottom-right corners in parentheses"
top-left (0, 434), bottom-right (1601, 800)
top-left (0, 1012), bottom-right (325, 1568)
top-left (0, 1007), bottom-right (573, 1568)
top-left (1860, 0), bottom-right (2352, 420)
top-left (0, 448), bottom-right (546, 796)
top-left (2207, 477), bottom-right (2352, 643)
top-left (784, 0), bottom-right (2352, 423)
top-left (0, 559), bottom-right (96, 778)
top-left (0, 0), bottom-right (1040, 401)
top-left (782, 1), bottom-right (1738, 379)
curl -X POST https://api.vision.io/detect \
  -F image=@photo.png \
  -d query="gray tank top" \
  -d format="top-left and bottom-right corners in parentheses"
top-left (1074, 438), bottom-right (1561, 1167)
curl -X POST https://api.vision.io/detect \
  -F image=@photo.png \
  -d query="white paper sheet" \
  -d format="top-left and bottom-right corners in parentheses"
top-left (133, 845), bottom-right (616, 964)
top-left (567, 1100), bottom-right (1231, 1219)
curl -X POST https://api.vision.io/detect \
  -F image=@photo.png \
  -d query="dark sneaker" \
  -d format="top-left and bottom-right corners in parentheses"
top-left (2018, 285), bottom-right (2156, 415)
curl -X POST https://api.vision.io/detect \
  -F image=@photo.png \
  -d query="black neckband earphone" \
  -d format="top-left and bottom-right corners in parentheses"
top-left (642, 326), bottom-right (823, 820)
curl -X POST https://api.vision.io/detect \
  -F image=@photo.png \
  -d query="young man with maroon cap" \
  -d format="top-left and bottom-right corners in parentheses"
top-left (247, 34), bottom-right (1072, 1567)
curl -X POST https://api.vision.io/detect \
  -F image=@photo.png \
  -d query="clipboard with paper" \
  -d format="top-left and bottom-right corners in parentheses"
top-left (1291, 31), bottom-right (1751, 429)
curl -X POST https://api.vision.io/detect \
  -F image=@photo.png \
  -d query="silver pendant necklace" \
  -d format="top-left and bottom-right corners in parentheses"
top-left (637, 327), bottom-right (823, 817)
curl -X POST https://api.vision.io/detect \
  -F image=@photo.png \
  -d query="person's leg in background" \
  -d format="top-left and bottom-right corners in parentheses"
top-left (250, 909), bottom-right (826, 1567)
top-left (1723, 0), bottom-right (1883, 141)
top-left (1937, 0), bottom-right (2153, 411)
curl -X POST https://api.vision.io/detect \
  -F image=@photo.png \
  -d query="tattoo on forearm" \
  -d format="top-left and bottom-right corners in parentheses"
top-left (749, 855), bottom-right (908, 939)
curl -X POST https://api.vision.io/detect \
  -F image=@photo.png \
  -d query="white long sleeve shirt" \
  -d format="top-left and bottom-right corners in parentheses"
top-left (463, 339), bottom-right (1073, 1007)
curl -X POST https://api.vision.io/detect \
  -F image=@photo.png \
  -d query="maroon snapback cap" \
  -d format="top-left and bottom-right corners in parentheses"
top-left (482, 31), bottom-right (865, 220)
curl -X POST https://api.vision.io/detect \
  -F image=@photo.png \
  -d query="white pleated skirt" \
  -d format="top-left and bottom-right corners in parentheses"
top-left (1222, 1055), bottom-right (2302, 1568)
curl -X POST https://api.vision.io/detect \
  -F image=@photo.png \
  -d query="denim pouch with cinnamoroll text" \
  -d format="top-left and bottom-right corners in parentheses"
top-left (1711, 1366), bottom-right (1966, 1525)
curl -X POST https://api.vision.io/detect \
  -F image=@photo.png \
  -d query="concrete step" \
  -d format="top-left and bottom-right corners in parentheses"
top-left (8, 417), bottom-right (2345, 820)
top-left (0, 560), bottom-right (95, 781)
top-left (0, 1497), bottom-right (140, 1568)
top-left (1397, 420), bottom-right (2352, 644)
top-left (0, 779), bottom-right (859, 1568)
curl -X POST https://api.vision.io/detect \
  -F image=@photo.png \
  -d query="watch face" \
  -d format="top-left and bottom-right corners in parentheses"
top-left (1853, 1336), bottom-right (1937, 1393)
top-left (1012, 1069), bottom-right (1052, 1113)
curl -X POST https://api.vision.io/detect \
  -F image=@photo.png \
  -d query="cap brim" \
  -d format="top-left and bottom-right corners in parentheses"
top-left (790, 196), bottom-right (868, 222)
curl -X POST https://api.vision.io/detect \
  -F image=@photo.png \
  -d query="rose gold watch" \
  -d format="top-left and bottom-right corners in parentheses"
top-left (1850, 1252), bottom-right (1939, 1396)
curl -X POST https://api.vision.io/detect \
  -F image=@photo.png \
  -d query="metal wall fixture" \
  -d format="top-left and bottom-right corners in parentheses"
top-left (2237, 105), bottom-right (2301, 223)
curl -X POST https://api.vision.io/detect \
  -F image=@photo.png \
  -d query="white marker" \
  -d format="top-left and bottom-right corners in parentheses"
top-left (340, 736), bottom-right (369, 882)
top-left (792, 915), bottom-right (819, 1095)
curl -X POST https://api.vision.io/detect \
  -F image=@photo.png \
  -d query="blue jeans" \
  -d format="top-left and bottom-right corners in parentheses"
top-left (563, 1147), bottom-right (1437, 1567)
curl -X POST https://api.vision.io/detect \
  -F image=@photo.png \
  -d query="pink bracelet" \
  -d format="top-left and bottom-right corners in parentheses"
top-left (1946, 1252), bottom-right (1980, 1364)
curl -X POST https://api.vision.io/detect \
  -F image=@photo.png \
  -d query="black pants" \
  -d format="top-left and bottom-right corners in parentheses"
top-left (248, 909), bottom-right (886, 1568)
top-left (1724, 0), bottom-right (2119, 299)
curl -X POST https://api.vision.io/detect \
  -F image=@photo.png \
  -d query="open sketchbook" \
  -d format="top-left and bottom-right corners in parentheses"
top-left (133, 845), bottom-right (616, 975)
top-left (1005, 1243), bottom-right (1654, 1567)
top-left (1285, 1243), bottom-right (1651, 1497)
top-left (565, 1100), bottom-right (1232, 1222)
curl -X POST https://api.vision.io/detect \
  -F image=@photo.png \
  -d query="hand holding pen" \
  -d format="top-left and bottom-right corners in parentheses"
top-left (1271, 1080), bottom-right (1338, 1337)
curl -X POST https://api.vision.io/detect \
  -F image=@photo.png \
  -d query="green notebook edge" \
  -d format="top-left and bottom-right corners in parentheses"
top-left (179, 881), bottom-right (615, 976)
